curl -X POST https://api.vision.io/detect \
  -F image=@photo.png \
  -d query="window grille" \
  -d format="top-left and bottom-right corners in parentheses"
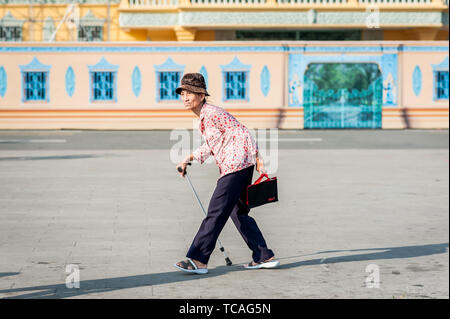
top-left (224, 71), bottom-right (247, 100)
top-left (92, 71), bottom-right (115, 101)
top-left (23, 72), bottom-right (47, 101)
top-left (158, 71), bottom-right (181, 100)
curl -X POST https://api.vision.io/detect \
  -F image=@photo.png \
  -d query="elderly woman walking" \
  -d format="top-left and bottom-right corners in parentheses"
top-left (174, 73), bottom-right (279, 274)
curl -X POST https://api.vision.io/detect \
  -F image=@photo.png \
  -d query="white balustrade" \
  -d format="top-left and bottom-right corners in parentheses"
top-left (358, 0), bottom-right (433, 4)
top-left (127, 0), bottom-right (448, 6)
top-left (190, 0), bottom-right (267, 4)
top-left (277, 0), bottom-right (347, 3)
top-left (129, 0), bottom-right (179, 7)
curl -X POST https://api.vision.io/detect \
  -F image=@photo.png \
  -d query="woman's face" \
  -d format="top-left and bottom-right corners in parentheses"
top-left (181, 90), bottom-right (205, 110)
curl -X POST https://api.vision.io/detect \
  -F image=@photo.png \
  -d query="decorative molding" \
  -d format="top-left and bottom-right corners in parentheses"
top-left (221, 56), bottom-right (251, 102)
top-left (19, 57), bottom-right (51, 72)
top-left (65, 66), bottom-right (75, 98)
top-left (199, 65), bottom-right (208, 88)
top-left (260, 65), bottom-right (270, 97)
top-left (176, 11), bottom-right (445, 27)
top-left (432, 57), bottom-right (449, 101)
top-left (220, 56), bottom-right (251, 72)
top-left (132, 66), bottom-right (142, 98)
top-left (19, 57), bottom-right (51, 103)
top-left (307, 9), bottom-right (317, 24)
top-left (80, 10), bottom-right (105, 27)
top-left (174, 26), bottom-right (196, 42)
top-left (0, 45), bottom-right (447, 54)
top-left (381, 53), bottom-right (398, 106)
top-left (400, 46), bottom-right (449, 53)
top-left (0, 66), bottom-right (6, 98)
top-left (87, 57), bottom-right (119, 71)
top-left (412, 65), bottom-right (422, 97)
top-left (432, 56), bottom-right (449, 72)
top-left (0, 11), bottom-right (25, 27)
top-left (119, 13), bottom-right (178, 27)
top-left (154, 58), bottom-right (184, 102)
top-left (154, 57), bottom-right (185, 71)
top-left (87, 57), bottom-right (118, 103)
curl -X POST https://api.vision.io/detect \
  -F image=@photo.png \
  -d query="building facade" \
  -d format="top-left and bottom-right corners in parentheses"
top-left (0, 0), bottom-right (448, 42)
top-left (0, 41), bottom-right (448, 129)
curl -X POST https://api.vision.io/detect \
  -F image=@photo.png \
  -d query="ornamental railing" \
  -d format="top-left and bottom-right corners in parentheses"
top-left (126, 0), bottom-right (447, 6)
top-left (128, 0), bottom-right (179, 6)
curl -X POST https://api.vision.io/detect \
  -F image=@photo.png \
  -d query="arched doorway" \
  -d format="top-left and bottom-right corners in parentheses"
top-left (303, 63), bottom-right (382, 129)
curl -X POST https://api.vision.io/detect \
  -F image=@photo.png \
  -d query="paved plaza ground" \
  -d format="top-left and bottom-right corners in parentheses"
top-left (0, 129), bottom-right (448, 299)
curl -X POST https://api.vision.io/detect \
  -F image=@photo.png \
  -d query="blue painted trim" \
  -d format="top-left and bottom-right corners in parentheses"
top-left (88, 57), bottom-right (119, 103)
top-left (65, 66), bottom-right (75, 98)
top-left (220, 56), bottom-right (251, 71)
top-left (432, 57), bottom-right (449, 101)
top-left (87, 56), bottom-right (119, 72)
top-left (401, 46), bottom-right (449, 53)
top-left (381, 53), bottom-right (399, 107)
top-left (155, 71), bottom-right (182, 102)
top-left (0, 46), bottom-right (284, 53)
top-left (0, 45), bottom-right (447, 54)
top-left (154, 57), bottom-right (186, 71)
top-left (21, 71), bottom-right (50, 103)
top-left (19, 57), bottom-right (51, 72)
top-left (199, 65), bottom-right (208, 88)
top-left (222, 71), bottom-right (250, 103)
top-left (432, 56), bottom-right (449, 72)
top-left (89, 71), bottom-right (118, 103)
top-left (0, 66), bottom-right (6, 98)
top-left (412, 65), bottom-right (422, 97)
top-left (154, 57), bottom-right (184, 102)
top-left (221, 57), bottom-right (251, 102)
top-left (20, 57), bottom-right (51, 103)
top-left (431, 56), bottom-right (448, 101)
top-left (432, 71), bottom-right (449, 101)
top-left (132, 66), bottom-right (141, 98)
top-left (260, 65), bottom-right (270, 97)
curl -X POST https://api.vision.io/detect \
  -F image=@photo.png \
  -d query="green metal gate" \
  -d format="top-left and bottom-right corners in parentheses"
top-left (303, 74), bottom-right (383, 129)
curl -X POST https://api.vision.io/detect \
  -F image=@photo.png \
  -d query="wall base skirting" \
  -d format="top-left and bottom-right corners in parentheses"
top-left (0, 107), bottom-right (447, 130)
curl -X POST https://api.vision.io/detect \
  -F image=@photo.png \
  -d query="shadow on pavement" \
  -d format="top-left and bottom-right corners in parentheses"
top-left (0, 155), bottom-right (100, 161)
top-left (0, 273), bottom-right (20, 278)
top-left (1, 242), bottom-right (447, 299)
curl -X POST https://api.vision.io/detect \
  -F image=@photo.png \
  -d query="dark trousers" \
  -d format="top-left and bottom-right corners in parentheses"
top-left (186, 165), bottom-right (274, 264)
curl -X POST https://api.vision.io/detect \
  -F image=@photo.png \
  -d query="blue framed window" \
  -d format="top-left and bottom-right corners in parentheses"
top-left (224, 71), bottom-right (248, 100)
top-left (91, 72), bottom-right (115, 101)
top-left (435, 71), bottom-right (449, 100)
top-left (20, 57), bottom-right (51, 103)
top-left (158, 71), bottom-right (181, 101)
top-left (154, 57), bottom-right (185, 103)
top-left (220, 57), bottom-right (251, 102)
top-left (87, 57), bottom-right (118, 103)
top-left (23, 72), bottom-right (47, 101)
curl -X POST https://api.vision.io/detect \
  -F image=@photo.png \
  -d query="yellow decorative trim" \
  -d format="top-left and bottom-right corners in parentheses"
top-left (174, 26), bottom-right (196, 41)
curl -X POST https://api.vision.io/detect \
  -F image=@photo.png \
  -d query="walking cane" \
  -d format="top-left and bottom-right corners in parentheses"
top-left (178, 163), bottom-right (233, 266)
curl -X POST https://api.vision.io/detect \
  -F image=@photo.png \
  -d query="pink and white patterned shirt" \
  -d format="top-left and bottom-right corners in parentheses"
top-left (192, 103), bottom-right (259, 177)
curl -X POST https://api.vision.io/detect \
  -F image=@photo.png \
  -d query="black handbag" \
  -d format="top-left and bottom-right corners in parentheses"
top-left (246, 173), bottom-right (278, 209)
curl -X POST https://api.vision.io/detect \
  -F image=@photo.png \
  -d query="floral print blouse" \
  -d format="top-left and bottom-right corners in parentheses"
top-left (192, 103), bottom-right (259, 177)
